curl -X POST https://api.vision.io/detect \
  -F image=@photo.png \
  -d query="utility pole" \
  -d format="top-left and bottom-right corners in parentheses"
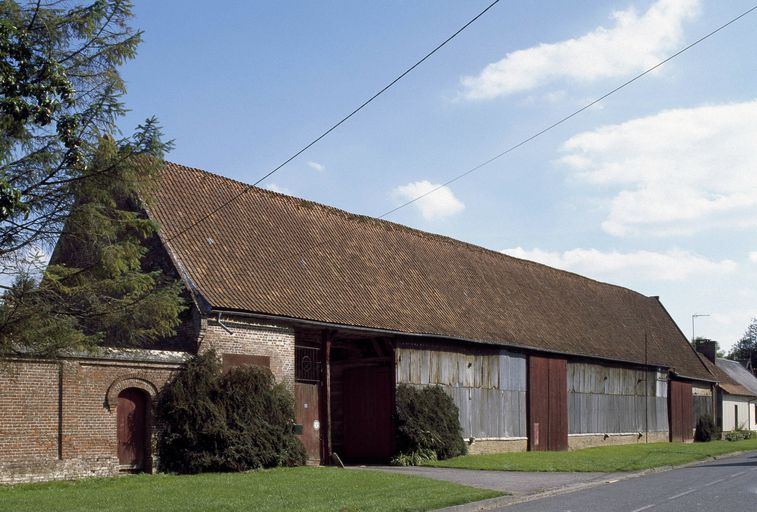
top-left (645, 330), bottom-right (649, 444)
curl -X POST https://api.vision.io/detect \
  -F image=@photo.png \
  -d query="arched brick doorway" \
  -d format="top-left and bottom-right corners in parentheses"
top-left (117, 388), bottom-right (150, 471)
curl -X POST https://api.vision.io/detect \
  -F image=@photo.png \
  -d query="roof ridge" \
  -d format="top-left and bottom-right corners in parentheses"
top-left (163, 161), bottom-right (655, 301)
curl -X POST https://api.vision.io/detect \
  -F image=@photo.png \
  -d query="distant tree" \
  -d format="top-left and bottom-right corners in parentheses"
top-left (0, 2), bottom-right (185, 357)
top-left (727, 318), bottom-right (757, 367)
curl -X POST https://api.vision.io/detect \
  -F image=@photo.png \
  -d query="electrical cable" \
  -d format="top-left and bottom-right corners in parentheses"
top-left (166, 0), bottom-right (502, 242)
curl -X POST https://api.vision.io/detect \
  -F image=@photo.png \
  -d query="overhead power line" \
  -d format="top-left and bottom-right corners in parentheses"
top-left (376, 3), bottom-right (757, 221)
top-left (167, 0), bottom-right (502, 242)
top-left (236, 2), bottom-right (757, 271)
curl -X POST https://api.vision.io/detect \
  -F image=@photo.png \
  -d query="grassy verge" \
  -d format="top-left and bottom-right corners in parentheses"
top-left (0, 467), bottom-right (501, 512)
top-left (427, 438), bottom-right (757, 472)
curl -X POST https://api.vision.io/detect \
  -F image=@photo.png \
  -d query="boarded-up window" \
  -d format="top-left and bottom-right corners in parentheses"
top-left (222, 353), bottom-right (270, 372)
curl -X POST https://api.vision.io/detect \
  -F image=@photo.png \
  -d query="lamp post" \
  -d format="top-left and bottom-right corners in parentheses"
top-left (692, 313), bottom-right (710, 343)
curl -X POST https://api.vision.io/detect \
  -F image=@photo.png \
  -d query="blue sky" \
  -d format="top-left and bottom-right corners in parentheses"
top-left (119, 0), bottom-right (757, 351)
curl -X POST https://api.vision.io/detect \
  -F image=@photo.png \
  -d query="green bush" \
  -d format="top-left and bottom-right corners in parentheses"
top-left (724, 428), bottom-right (754, 442)
top-left (694, 414), bottom-right (716, 442)
top-left (156, 351), bottom-right (306, 473)
top-left (394, 384), bottom-right (467, 464)
top-left (390, 449), bottom-right (438, 467)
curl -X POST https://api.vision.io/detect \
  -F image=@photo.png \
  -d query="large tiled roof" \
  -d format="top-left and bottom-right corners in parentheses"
top-left (148, 162), bottom-right (712, 381)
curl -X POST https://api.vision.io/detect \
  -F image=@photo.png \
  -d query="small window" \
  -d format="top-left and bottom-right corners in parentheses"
top-left (295, 346), bottom-right (320, 383)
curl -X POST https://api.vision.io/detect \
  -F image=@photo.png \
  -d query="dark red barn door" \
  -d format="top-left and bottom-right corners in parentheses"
top-left (528, 355), bottom-right (568, 451)
top-left (117, 388), bottom-right (148, 469)
top-left (669, 380), bottom-right (693, 442)
top-left (342, 365), bottom-right (393, 462)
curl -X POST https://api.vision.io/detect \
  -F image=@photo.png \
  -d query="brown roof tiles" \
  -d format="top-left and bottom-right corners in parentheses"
top-left (148, 162), bottom-right (713, 381)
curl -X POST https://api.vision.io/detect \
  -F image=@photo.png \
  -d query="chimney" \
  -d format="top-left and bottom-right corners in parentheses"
top-left (695, 339), bottom-right (717, 363)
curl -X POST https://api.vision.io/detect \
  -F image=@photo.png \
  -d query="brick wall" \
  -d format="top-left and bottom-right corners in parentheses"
top-left (0, 355), bottom-right (182, 484)
top-left (0, 361), bottom-right (60, 464)
top-left (198, 315), bottom-right (295, 392)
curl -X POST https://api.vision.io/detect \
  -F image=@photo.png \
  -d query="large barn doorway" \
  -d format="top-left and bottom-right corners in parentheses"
top-left (669, 379), bottom-right (693, 442)
top-left (329, 336), bottom-right (394, 463)
top-left (342, 365), bottom-right (393, 461)
top-left (116, 388), bottom-right (149, 471)
top-left (527, 355), bottom-right (568, 451)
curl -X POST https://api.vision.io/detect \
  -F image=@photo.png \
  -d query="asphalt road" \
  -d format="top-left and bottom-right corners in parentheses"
top-left (496, 452), bottom-right (757, 512)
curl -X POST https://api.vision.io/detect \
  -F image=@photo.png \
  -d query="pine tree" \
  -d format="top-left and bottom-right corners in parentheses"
top-left (0, 2), bottom-right (185, 356)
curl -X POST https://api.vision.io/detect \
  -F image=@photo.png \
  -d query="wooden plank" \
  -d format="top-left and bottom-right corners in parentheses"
top-left (528, 355), bottom-right (549, 450)
top-left (420, 350), bottom-right (430, 385)
top-left (295, 382), bottom-right (321, 462)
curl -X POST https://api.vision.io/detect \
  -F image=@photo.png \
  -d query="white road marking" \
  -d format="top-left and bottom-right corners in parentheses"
top-left (730, 471), bottom-right (746, 477)
top-left (703, 478), bottom-right (726, 487)
top-left (630, 505), bottom-right (655, 512)
top-left (667, 488), bottom-right (696, 500)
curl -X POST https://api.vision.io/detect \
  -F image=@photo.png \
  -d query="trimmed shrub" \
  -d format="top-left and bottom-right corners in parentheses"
top-left (694, 414), bottom-right (716, 442)
top-left (156, 351), bottom-right (306, 473)
top-left (394, 384), bottom-right (467, 464)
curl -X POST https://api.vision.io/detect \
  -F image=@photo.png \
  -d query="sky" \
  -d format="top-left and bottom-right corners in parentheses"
top-left (119, 0), bottom-right (757, 352)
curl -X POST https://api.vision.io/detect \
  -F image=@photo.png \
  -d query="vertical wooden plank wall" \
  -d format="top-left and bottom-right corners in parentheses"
top-left (567, 363), bottom-right (669, 434)
top-left (395, 345), bottom-right (527, 439)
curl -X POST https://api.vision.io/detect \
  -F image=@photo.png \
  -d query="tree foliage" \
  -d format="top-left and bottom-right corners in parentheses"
top-left (727, 318), bottom-right (757, 367)
top-left (156, 351), bottom-right (307, 474)
top-left (0, 1), bottom-right (184, 356)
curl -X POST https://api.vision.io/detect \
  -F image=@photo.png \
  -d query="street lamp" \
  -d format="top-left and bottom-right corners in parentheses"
top-left (692, 313), bottom-right (710, 343)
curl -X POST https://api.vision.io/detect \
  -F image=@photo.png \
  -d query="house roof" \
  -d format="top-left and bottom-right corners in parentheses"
top-left (717, 358), bottom-right (757, 397)
top-left (148, 162), bottom-right (713, 381)
top-left (696, 354), bottom-right (752, 397)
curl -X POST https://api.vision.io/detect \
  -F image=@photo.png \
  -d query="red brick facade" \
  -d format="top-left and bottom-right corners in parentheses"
top-left (198, 315), bottom-right (295, 393)
top-left (0, 355), bottom-right (182, 484)
top-left (0, 313), bottom-right (299, 484)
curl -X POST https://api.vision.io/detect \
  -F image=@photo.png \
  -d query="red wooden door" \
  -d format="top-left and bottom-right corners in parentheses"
top-left (528, 355), bottom-right (568, 451)
top-left (295, 382), bottom-right (321, 463)
top-left (342, 365), bottom-right (393, 462)
top-left (669, 380), bottom-right (693, 442)
top-left (117, 388), bottom-right (147, 469)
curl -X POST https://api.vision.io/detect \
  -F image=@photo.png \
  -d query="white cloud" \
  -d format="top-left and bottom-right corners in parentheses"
top-left (750, 252), bottom-right (757, 264)
top-left (461, 0), bottom-right (699, 100)
top-left (502, 247), bottom-right (736, 282)
top-left (307, 161), bottom-right (326, 172)
top-left (559, 100), bottom-right (757, 236)
top-left (393, 180), bottom-right (465, 220)
top-left (264, 183), bottom-right (292, 195)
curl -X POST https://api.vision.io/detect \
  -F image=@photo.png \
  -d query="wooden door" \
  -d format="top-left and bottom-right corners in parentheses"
top-left (528, 355), bottom-right (568, 451)
top-left (117, 388), bottom-right (147, 469)
top-left (342, 365), bottom-right (393, 462)
top-left (669, 380), bottom-right (693, 442)
top-left (295, 382), bottom-right (321, 463)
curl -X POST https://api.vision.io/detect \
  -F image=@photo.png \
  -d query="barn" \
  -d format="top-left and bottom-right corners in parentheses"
top-left (0, 162), bottom-right (718, 482)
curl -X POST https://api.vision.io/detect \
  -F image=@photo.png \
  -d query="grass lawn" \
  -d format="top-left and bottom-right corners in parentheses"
top-left (0, 466), bottom-right (501, 512)
top-left (427, 438), bottom-right (757, 472)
